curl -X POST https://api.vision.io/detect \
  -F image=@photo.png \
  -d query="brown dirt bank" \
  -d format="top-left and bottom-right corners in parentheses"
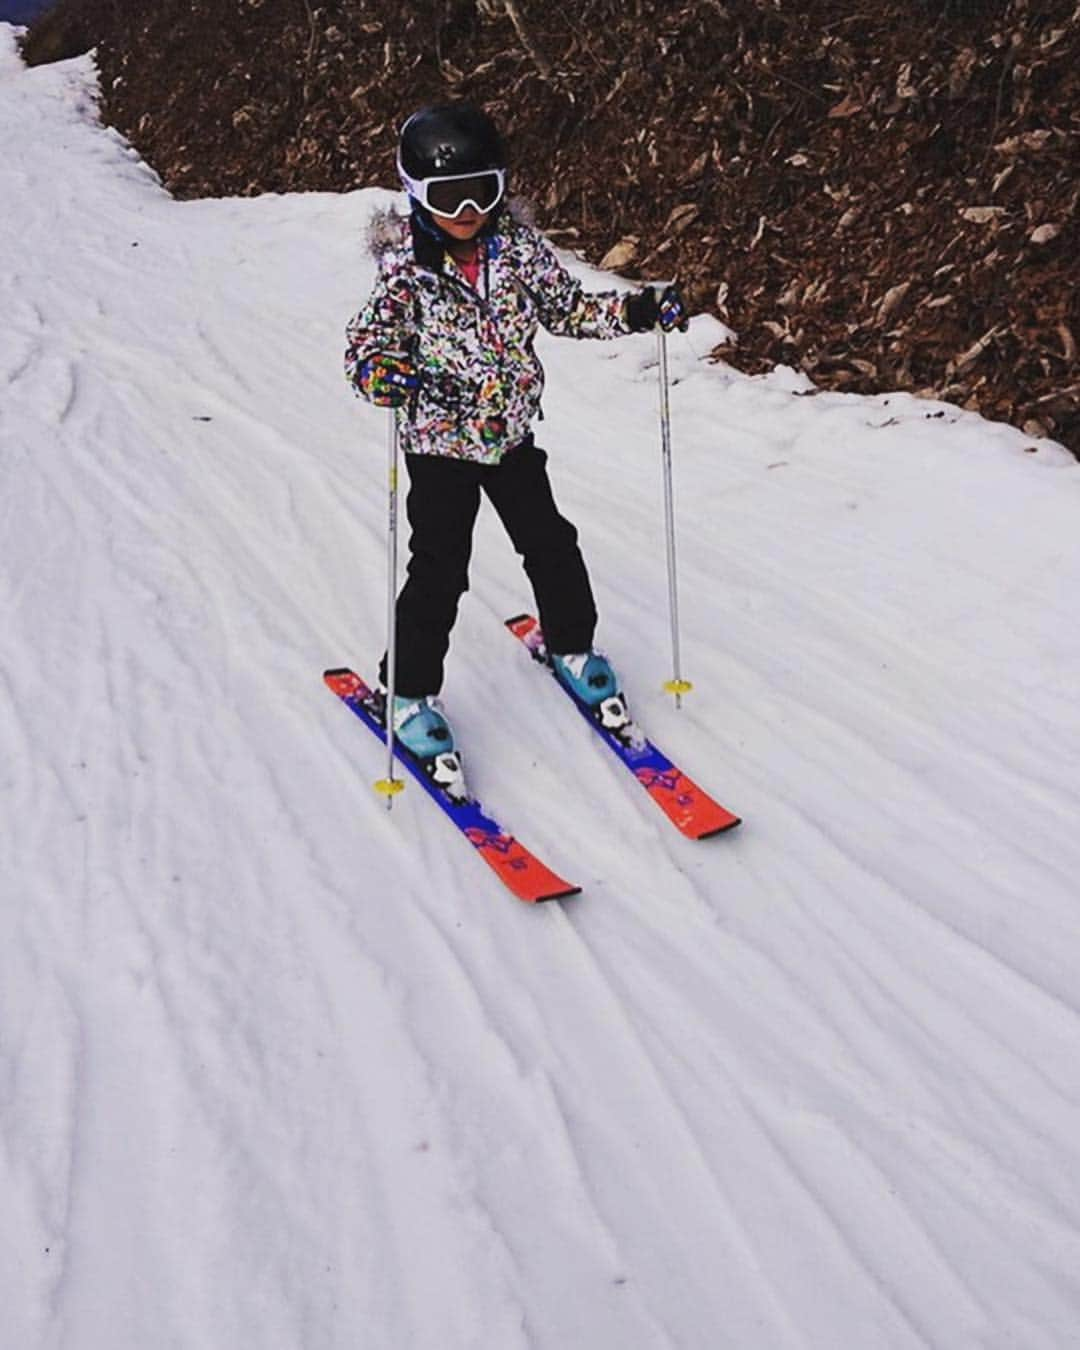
top-left (22, 0), bottom-right (1080, 455)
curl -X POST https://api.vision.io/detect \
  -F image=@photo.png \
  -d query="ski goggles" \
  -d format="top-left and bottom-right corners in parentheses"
top-left (399, 165), bottom-right (506, 219)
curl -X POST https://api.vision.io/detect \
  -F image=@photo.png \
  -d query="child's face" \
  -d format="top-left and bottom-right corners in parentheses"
top-left (433, 208), bottom-right (490, 242)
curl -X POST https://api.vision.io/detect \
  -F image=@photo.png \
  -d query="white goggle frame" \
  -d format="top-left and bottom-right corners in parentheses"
top-left (397, 163), bottom-right (507, 219)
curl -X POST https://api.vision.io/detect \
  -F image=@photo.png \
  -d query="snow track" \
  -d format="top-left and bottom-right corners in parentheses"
top-left (4, 29), bottom-right (1080, 1349)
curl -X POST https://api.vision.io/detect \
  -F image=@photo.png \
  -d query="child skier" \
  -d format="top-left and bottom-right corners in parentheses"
top-left (344, 102), bottom-right (687, 759)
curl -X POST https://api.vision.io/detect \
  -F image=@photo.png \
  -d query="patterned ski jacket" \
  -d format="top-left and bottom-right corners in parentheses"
top-left (344, 210), bottom-right (631, 464)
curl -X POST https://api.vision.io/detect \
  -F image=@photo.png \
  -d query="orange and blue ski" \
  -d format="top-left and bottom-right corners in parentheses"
top-left (323, 668), bottom-right (579, 904)
top-left (505, 616), bottom-right (741, 840)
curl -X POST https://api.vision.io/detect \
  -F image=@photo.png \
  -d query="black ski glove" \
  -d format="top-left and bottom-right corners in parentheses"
top-left (624, 284), bottom-right (690, 333)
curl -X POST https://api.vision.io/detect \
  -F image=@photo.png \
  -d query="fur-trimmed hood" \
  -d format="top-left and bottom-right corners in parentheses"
top-left (365, 198), bottom-right (536, 263)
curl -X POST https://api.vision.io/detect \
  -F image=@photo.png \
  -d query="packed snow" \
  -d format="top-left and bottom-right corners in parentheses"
top-left (4, 28), bottom-right (1080, 1350)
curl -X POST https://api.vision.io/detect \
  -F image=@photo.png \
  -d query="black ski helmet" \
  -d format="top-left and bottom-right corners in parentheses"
top-left (397, 103), bottom-right (506, 183)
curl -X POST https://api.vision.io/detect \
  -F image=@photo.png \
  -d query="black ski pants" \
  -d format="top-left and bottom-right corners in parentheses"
top-left (380, 438), bottom-right (597, 697)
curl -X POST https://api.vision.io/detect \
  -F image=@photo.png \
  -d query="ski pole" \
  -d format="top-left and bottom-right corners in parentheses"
top-left (375, 408), bottom-right (405, 807)
top-left (652, 283), bottom-right (693, 710)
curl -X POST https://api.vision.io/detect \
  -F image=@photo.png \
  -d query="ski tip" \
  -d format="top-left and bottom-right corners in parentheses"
top-left (538, 884), bottom-right (582, 903)
top-left (695, 815), bottom-right (742, 840)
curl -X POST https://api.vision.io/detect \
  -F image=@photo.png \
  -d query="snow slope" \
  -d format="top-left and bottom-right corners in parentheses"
top-left (4, 29), bottom-right (1080, 1350)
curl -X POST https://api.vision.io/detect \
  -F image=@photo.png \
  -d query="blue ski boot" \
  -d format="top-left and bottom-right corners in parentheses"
top-left (551, 649), bottom-right (640, 744)
top-left (390, 695), bottom-right (467, 801)
top-left (391, 695), bottom-right (455, 757)
top-left (550, 650), bottom-right (619, 707)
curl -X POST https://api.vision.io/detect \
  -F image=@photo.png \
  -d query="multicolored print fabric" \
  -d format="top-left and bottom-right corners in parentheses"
top-left (344, 211), bottom-right (630, 464)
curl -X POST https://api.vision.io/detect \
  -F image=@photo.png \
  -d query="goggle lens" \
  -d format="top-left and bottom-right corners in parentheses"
top-left (421, 170), bottom-right (505, 218)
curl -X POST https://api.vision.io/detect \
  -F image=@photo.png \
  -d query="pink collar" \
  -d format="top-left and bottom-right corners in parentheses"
top-left (453, 247), bottom-right (483, 290)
